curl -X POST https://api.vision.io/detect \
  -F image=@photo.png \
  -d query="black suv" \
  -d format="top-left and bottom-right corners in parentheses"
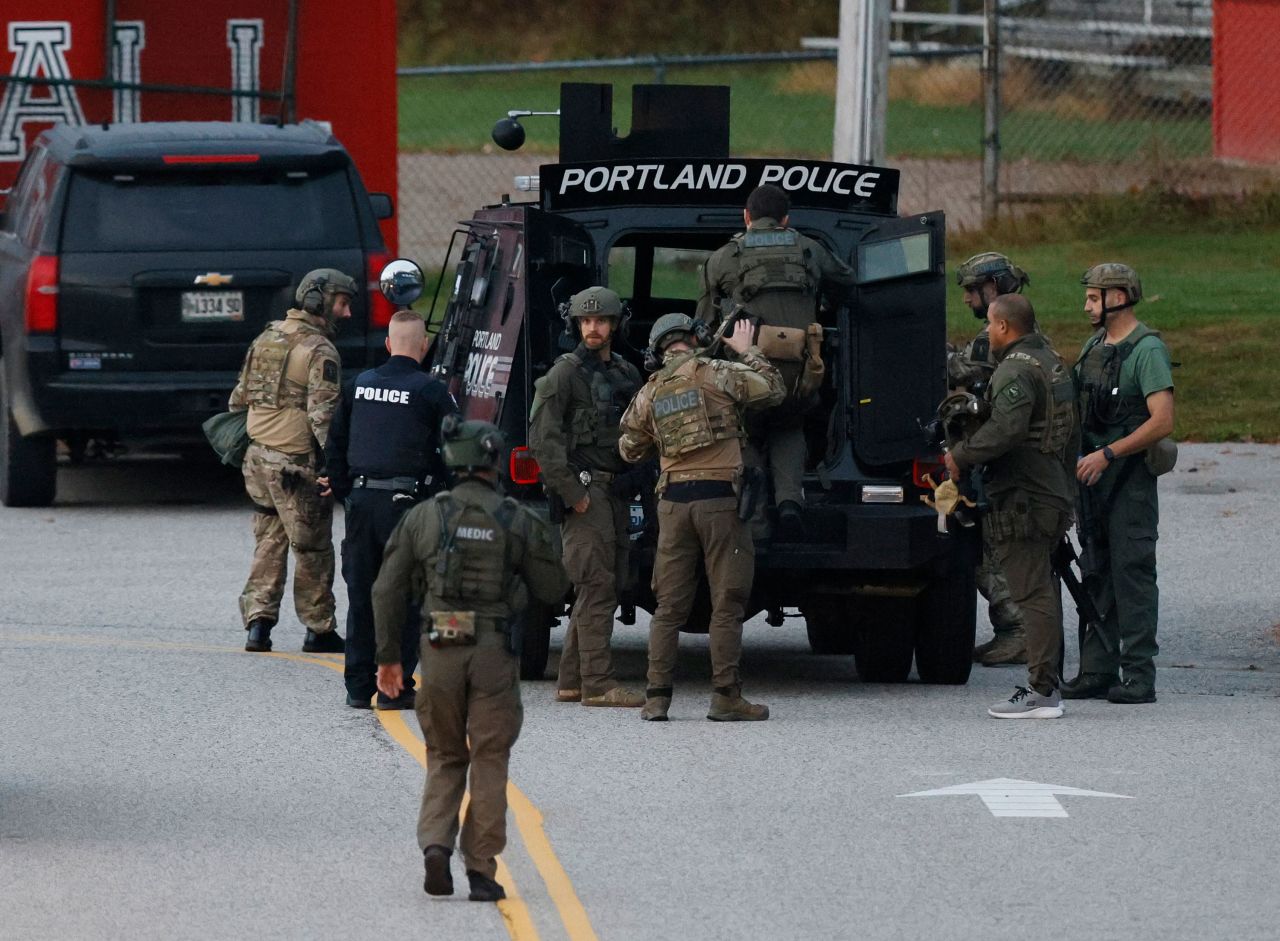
top-left (415, 84), bottom-right (977, 685)
top-left (0, 120), bottom-right (396, 507)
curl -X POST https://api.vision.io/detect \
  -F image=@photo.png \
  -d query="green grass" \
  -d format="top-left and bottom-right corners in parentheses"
top-left (946, 228), bottom-right (1280, 441)
top-left (398, 67), bottom-right (1209, 161)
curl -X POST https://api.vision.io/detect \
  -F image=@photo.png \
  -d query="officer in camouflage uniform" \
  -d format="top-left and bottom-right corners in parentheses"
top-left (695, 184), bottom-right (854, 537)
top-left (950, 252), bottom-right (1032, 667)
top-left (528, 286), bottom-right (646, 707)
top-left (619, 314), bottom-right (785, 722)
top-left (1063, 263), bottom-right (1174, 705)
top-left (372, 419), bottom-right (568, 902)
top-left (229, 268), bottom-right (355, 653)
top-left (945, 294), bottom-right (1077, 719)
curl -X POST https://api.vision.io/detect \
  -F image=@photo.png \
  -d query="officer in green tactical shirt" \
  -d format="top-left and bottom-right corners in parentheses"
top-left (1062, 263), bottom-right (1175, 705)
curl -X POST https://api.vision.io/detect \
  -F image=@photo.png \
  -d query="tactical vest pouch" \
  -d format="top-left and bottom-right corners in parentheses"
top-left (1144, 437), bottom-right (1178, 477)
top-left (798, 322), bottom-right (826, 399)
top-left (756, 325), bottom-right (806, 362)
top-left (654, 384), bottom-right (714, 456)
top-left (427, 610), bottom-right (477, 647)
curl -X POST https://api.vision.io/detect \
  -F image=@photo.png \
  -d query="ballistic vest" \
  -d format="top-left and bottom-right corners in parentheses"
top-left (1075, 324), bottom-right (1161, 437)
top-left (427, 493), bottom-right (519, 609)
top-left (730, 228), bottom-right (818, 308)
top-left (651, 355), bottom-right (742, 458)
top-left (244, 321), bottom-right (312, 411)
top-left (557, 351), bottom-right (639, 451)
top-left (1003, 344), bottom-right (1076, 460)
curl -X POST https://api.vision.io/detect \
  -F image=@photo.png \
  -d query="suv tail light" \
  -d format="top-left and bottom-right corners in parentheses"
top-left (25, 255), bottom-right (59, 333)
top-left (367, 250), bottom-right (395, 328)
top-left (509, 446), bottom-right (541, 485)
top-left (913, 455), bottom-right (947, 488)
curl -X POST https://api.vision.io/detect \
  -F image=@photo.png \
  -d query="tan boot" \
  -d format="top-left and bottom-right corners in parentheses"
top-left (582, 686), bottom-right (645, 708)
top-left (554, 688), bottom-right (581, 703)
top-left (707, 687), bottom-right (769, 722)
top-left (640, 687), bottom-right (672, 721)
top-left (979, 631), bottom-right (1027, 666)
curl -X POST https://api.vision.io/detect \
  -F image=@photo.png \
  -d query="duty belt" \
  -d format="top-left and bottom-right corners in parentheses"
top-left (353, 475), bottom-right (419, 493)
top-left (662, 480), bottom-right (735, 502)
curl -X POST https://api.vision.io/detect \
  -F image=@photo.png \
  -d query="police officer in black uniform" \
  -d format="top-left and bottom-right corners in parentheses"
top-left (321, 310), bottom-right (456, 709)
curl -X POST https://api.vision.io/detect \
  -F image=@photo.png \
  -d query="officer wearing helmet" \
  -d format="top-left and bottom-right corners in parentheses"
top-left (229, 267), bottom-right (357, 653)
top-left (528, 286), bottom-right (646, 707)
top-left (1062, 263), bottom-right (1174, 705)
top-left (695, 184), bottom-right (855, 539)
top-left (949, 251), bottom-right (1032, 668)
top-left (619, 313), bottom-right (785, 721)
top-left (372, 419), bottom-right (568, 902)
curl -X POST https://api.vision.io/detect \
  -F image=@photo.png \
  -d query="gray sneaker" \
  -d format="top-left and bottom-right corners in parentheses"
top-left (988, 686), bottom-right (1064, 719)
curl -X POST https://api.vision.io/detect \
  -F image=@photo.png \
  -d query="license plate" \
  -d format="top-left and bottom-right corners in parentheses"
top-left (181, 290), bottom-right (244, 322)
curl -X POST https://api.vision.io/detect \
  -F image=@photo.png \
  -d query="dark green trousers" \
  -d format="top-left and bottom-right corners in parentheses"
top-left (990, 504), bottom-right (1071, 695)
top-left (1078, 461), bottom-right (1160, 688)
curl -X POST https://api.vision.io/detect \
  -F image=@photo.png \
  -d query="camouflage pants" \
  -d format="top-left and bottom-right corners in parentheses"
top-left (416, 636), bottom-right (522, 880)
top-left (238, 442), bottom-right (336, 633)
top-left (977, 523), bottom-right (1024, 634)
top-left (556, 482), bottom-right (629, 697)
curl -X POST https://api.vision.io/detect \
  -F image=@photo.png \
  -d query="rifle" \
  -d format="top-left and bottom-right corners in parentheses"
top-left (1051, 531), bottom-right (1112, 656)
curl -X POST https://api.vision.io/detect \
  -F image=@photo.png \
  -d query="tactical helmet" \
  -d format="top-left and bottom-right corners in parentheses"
top-left (567, 286), bottom-right (622, 320)
top-left (1081, 263), bottom-right (1142, 304)
top-left (648, 313), bottom-right (697, 353)
top-left (955, 252), bottom-right (1030, 294)
top-left (440, 416), bottom-right (506, 471)
top-left (296, 268), bottom-right (359, 317)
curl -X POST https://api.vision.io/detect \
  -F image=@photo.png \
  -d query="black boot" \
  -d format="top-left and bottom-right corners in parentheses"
top-left (776, 501), bottom-right (804, 541)
top-left (302, 629), bottom-right (345, 653)
top-left (423, 845), bottom-right (453, 896)
top-left (245, 618), bottom-right (274, 652)
top-left (467, 869), bottom-right (506, 902)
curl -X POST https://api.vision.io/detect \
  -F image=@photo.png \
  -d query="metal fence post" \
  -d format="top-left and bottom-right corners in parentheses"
top-left (981, 0), bottom-right (1001, 227)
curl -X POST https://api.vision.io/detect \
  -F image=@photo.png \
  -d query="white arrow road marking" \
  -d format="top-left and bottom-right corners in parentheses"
top-left (899, 778), bottom-right (1133, 818)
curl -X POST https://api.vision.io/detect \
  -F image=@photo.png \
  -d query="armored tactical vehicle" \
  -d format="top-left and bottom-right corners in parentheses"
top-left (406, 83), bottom-right (976, 684)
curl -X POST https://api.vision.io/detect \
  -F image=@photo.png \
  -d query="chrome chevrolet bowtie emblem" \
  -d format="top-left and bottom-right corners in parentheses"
top-left (194, 272), bottom-right (233, 286)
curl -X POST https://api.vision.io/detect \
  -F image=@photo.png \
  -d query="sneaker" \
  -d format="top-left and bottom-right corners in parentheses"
top-left (244, 618), bottom-right (273, 652)
top-left (302, 629), bottom-right (345, 653)
top-left (376, 688), bottom-right (417, 710)
top-left (582, 687), bottom-right (645, 708)
top-left (423, 845), bottom-right (453, 896)
top-left (988, 686), bottom-right (1064, 719)
top-left (1107, 680), bottom-right (1156, 704)
top-left (466, 870), bottom-right (506, 902)
top-left (1061, 672), bottom-right (1119, 700)
top-left (979, 632), bottom-right (1027, 667)
top-left (554, 688), bottom-right (582, 703)
top-left (707, 687), bottom-right (769, 722)
top-left (640, 687), bottom-right (672, 721)
top-left (345, 693), bottom-right (374, 709)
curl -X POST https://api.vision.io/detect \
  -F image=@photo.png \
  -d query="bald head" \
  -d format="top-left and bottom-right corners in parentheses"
top-left (386, 310), bottom-right (429, 361)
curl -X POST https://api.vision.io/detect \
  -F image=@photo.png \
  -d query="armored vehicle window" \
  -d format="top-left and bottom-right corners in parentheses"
top-left (60, 166), bottom-right (358, 253)
top-left (608, 243), bottom-right (712, 301)
top-left (857, 232), bottom-right (931, 285)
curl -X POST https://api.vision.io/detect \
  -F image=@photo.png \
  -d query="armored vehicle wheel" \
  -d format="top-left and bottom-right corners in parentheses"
top-left (520, 603), bottom-right (555, 680)
top-left (913, 539), bottom-right (978, 685)
top-left (801, 598), bottom-right (857, 655)
top-left (0, 358), bottom-right (57, 508)
top-left (852, 619), bottom-right (915, 683)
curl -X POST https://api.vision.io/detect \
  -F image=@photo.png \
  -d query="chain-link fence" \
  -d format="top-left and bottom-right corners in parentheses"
top-left (395, 0), bottom-right (1280, 267)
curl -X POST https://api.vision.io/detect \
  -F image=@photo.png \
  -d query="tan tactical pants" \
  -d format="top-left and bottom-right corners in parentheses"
top-left (556, 482), bottom-right (629, 697)
top-left (416, 636), bottom-right (522, 880)
top-left (647, 496), bottom-right (754, 690)
top-left (990, 504), bottom-right (1072, 695)
top-left (239, 442), bottom-right (336, 632)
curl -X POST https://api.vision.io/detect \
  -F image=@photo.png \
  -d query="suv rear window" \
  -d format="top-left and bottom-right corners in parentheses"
top-left (60, 166), bottom-right (359, 253)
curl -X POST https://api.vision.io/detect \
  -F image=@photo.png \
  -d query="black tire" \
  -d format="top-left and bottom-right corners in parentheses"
top-left (801, 597), bottom-right (857, 655)
top-left (851, 598), bottom-right (916, 683)
top-left (0, 358), bottom-right (57, 508)
top-left (913, 535), bottom-right (978, 685)
top-left (519, 603), bottom-right (555, 680)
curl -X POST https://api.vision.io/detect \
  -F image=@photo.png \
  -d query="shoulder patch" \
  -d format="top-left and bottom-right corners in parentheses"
top-left (322, 359), bottom-right (339, 383)
top-left (1002, 382), bottom-right (1023, 402)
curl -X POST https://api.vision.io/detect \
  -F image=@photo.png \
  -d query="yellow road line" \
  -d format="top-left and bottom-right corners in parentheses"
top-left (13, 631), bottom-right (598, 941)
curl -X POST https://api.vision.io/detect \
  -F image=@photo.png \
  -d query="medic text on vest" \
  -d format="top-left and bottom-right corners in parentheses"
top-left (556, 162), bottom-right (882, 200)
top-left (355, 387), bottom-right (411, 404)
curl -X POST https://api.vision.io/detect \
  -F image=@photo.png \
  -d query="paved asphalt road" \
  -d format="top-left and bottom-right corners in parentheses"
top-left (3, 443), bottom-right (1278, 941)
